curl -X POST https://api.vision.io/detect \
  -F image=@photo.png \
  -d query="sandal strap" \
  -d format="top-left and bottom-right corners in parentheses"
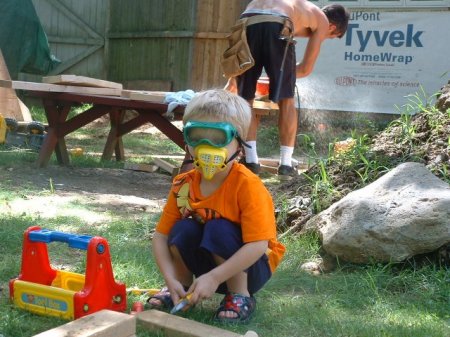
top-left (215, 292), bottom-right (256, 322)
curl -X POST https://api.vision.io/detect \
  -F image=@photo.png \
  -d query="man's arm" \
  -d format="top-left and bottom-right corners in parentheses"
top-left (294, 5), bottom-right (331, 78)
top-left (224, 77), bottom-right (238, 94)
top-left (296, 33), bottom-right (323, 78)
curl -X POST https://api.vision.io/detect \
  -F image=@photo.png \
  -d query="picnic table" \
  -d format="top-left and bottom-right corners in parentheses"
top-left (0, 78), bottom-right (278, 169)
top-left (0, 79), bottom-right (185, 168)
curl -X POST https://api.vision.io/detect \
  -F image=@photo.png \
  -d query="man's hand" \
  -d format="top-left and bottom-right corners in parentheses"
top-left (224, 77), bottom-right (238, 94)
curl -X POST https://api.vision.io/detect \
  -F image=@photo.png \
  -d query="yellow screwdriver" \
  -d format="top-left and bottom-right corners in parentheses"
top-left (170, 293), bottom-right (193, 314)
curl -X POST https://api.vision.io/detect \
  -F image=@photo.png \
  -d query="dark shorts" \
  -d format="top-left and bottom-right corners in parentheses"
top-left (237, 20), bottom-right (296, 101)
top-left (168, 218), bottom-right (272, 295)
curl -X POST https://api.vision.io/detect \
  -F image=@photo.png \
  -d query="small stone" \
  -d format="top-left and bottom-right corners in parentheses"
top-left (300, 261), bottom-right (322, 275)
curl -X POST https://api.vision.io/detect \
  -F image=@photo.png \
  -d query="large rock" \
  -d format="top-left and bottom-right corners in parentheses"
top-left (303, 162), bottom-right (450, 263)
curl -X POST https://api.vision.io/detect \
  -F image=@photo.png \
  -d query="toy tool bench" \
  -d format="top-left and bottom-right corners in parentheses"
top-left (9, 226), bottom-right (127, 320)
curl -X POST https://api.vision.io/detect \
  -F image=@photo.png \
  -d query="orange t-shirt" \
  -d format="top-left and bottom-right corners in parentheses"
top-left (156, 162), bottom-right (285, 273)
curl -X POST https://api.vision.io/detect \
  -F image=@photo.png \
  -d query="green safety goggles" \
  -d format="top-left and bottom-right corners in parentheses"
top-left (183, 121), bottom-right (239, 148)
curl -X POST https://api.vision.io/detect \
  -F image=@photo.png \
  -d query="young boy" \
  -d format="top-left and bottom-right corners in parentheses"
top-left (149, 89), bottom-right (285, 323)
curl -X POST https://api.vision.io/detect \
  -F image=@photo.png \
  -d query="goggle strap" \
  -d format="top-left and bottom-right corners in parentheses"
top-left (237, 136), bottom-right (251, 148)
top-left (182, 159), bottom-right (194, 166)
top-left (182, 145), bottom-right (195, 167)
top-left (225, 149), bottom-right (241, 165)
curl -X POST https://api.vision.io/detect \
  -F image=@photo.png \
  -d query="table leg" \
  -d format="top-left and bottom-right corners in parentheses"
top-left (102, 109), bottom-right (125, 161)
top-left (37, 101), bottom-right (71, 167)
top-left (133, 109), bottom-right (185, 148)
top-left (55, 137), bottom-right (70, 165)
top-left (37, 127), bottom-right (59, 168)
top-left (133, 111), bottom-right (192, 173)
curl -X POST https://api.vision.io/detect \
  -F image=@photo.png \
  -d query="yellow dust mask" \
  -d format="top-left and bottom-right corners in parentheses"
top-left (193, 144), bottom-right (228, 180)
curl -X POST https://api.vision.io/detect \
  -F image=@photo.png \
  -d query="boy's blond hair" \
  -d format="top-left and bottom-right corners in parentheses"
top-left (183, 89), bottom-right (251, 140)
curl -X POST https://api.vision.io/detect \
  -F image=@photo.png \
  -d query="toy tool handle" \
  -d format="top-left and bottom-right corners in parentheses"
top-left (28, 229), bottom-right (92, 250)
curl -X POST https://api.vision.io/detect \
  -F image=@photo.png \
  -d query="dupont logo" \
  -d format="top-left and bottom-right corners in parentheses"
top-left (335, 76), bottom-right (356, 86)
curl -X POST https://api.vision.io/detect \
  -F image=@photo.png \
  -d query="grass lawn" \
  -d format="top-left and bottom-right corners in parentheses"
top-left (0, 107), bottom-right (448, 337)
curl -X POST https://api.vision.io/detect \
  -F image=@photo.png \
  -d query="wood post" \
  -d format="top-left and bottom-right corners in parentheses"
top-left (137, 309), bottom-right (258, 337)
top-left (32, 310), bottom-right (136, 337)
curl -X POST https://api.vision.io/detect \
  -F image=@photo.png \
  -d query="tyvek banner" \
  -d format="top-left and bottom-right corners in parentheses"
top-left (295, 11), bottom-right (450, 114)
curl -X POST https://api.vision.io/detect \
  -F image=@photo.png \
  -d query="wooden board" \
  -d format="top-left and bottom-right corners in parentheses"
top-left (258, 158), bottom-right (279, 167)
top-left (0, 80), bottom-right (122, 97)
top-left (258, 158), bottom-right (310, 172)
top-left (32, 310), bottom-right (136, 337)
top-left (137, 309), bottom-right (257, 337)
top-left (121, 90), bottom-right (167, 103)
top-left (153, 157), bottom-right (178, 175)
top-left (0, 50), bottom-right (32, 121)
top-left (252, 100), bottom-right (279, 116)
top-left (260, 164), bottom-right (278, 174)
top-left (124, 162), bottom-right (159, 173)
top-left (43, 75), bottom-right (123, 90)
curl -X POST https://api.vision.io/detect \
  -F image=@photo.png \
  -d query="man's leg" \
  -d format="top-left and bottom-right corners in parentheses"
top-left (278, 97), bottom-right (298, 172)
top-left (243, 99), bottom-right (261, 169)
top-left (246, 99), bottom-right (258, 141)
top-left (262, 22), bottom-right (296, 174)
top-left (278, 97), bottom-right (297, 146)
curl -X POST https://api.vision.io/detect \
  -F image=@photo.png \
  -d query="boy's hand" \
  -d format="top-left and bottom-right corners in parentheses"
top-left (166, 279), bottom-right (188, 306)
top-left (188, 273), bottom-right (220, 304)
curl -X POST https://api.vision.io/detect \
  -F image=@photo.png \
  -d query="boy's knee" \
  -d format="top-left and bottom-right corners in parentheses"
top-left (169, 218), bottom-right (202, 248)
top-left (203, 219), bottom-right (242, 253)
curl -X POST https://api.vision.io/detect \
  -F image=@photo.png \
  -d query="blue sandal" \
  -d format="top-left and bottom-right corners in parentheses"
top-left (214, 293), bottom-right (256, 324)
top-left (146, 287), bottom-right (174, 310)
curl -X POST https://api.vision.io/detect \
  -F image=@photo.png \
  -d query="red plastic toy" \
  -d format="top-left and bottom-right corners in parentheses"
top-left (9, 226), bottom-right (127, 319)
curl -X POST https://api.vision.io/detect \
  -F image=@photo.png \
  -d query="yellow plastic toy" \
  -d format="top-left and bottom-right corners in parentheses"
top-left (0, 113), bottom-right (6, 143)
top-left (9, 226), bottom-right (127, 320)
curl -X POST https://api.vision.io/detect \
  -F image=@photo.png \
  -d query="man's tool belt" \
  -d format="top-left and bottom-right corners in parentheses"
top-left (221, 15), bottom-right (293, 78)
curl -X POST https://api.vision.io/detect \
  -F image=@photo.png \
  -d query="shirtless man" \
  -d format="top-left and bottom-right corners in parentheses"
top-left (225, 0), bottom-right (349, 177)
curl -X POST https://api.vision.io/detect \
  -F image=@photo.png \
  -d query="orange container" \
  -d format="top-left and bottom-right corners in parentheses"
top-left (256, 77), bottom-right (269, 96)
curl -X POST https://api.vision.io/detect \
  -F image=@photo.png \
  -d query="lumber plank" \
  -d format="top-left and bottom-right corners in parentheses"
top-left (0, 80), bottom-right (122, 97)
top-left (0, 51), bottom-right (32, 121)
top-left (121, 90), bottom-right (167, 103)
top-left (43, 75), bottom-right (123, 90)
top-left (258, 158), bottom-right (279, 167)
top-left (258, 158), bottom-right (310, 172)
top-left (153, 157), bottom-right (178, 175)
top-left (252, 100), bottom-right (279, 111)
top-left (124, 162), bottom-right (159, 173)
top-left (252, 100), bottom-right (279, 116)
top-left (137, 309), bottom-right (245, 337)
top-left (32, 309), bottom-right (136, 337)
top-left (260, 164), bottom-right (278, 174)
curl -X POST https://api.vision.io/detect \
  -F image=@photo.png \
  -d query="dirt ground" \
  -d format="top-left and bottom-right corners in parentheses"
top-left (2, 165), bottom-right (172, 221)
top-left (2, 83), bottom-right (449, 234)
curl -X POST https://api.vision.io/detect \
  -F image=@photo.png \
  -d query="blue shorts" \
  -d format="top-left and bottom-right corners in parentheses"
top-left (168, 218), bottom-right (272, 295)
top-left (237, 21), bottom-right (296, 101)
